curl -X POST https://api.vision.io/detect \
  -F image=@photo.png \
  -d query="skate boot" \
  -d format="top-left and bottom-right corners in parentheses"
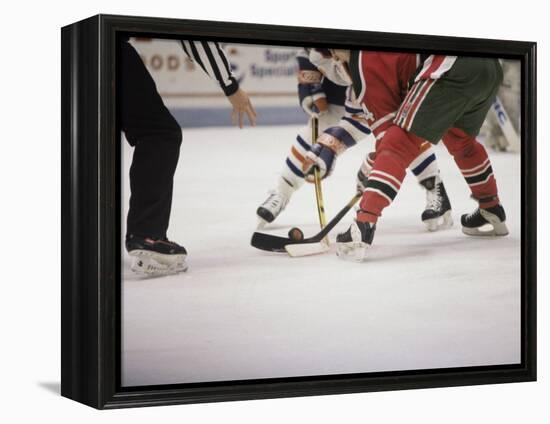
top-left (420, 175), bottom-right (453, 231)
top-left (126, 234), bottom-right (188, 276)
top-left (256, 190), bottom-right (290, 229)
top-left (461, 203), bottom-right (509, 237)
top-left (335, 218), bottom-right (376, 262)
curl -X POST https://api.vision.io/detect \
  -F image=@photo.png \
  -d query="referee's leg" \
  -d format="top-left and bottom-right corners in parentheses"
top-left (120, 41), bottom-right (183, 240)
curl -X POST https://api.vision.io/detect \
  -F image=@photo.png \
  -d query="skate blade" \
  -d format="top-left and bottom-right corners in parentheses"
top-left (424, 210), bottom-right (453, 232)
top-left (463, 210), bottom-right (509, 237)
top-left (336, 241), bottom-right (369, 262)
top-left (285, 240), bottom-right (330, 257)
top-left (462, 221), bottom-right (509, 237)
top-left (129, 250), bottom-right (188, 277)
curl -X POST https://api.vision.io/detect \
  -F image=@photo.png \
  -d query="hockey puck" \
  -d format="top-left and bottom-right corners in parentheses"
top-left (288, 227), bottom-right (304, 241)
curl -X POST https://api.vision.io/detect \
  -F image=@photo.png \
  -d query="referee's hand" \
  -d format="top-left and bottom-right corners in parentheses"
top-left (227, 89), bottom-right (257, 128)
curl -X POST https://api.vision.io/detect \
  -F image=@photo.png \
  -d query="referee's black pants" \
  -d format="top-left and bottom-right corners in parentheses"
top-left (120, 41), bottom-right (182, 240)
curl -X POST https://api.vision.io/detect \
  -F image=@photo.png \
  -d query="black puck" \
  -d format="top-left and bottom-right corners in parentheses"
top-left (288, 227), bottom-right (304, 241)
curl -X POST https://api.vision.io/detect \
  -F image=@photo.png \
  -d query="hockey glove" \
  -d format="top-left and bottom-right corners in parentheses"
top-left (302, 143), bottom-right (336, 182)
top-left (303, 131), bottom-right (351, 182)
top-left (297, 69), bottom-right (328, 118)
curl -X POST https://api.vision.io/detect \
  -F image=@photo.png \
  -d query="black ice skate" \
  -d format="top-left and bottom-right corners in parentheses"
top-left (335, 219), bottom-right (376, 262)
top-left (256, 190), bottom-right (290, 229)
top-left (461, 203), bottom-right (509, 237)
top-left (419, 175), bottom-right (453, 231)
top-left (126, 234), bottom-right (188, 276)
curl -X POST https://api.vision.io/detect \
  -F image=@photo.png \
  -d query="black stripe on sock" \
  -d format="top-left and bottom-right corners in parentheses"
top-left (365, 179), bottom-right (398, 200)
top-left (465, 166), bottom-right (493, 185)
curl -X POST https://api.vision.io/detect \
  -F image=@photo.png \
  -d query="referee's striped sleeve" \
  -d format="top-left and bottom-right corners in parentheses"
top-left (180, 40), bottom-right (240, 96)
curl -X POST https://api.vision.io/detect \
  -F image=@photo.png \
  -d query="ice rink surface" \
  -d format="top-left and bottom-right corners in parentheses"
top-left (121, 125), bottom-right (521, 387)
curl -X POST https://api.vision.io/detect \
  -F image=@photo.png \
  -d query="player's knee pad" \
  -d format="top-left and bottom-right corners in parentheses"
top-left (442, 127), bottom-right (478, 159)
top-left (377, 125), bottom-right (424, 169)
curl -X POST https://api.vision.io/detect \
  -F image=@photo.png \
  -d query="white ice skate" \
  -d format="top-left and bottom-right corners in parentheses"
top-left (461, 204), bottom-right (509, 237)
top-left (335, 220), bottom-right (375, 262)
top-left (420, 176), bottom-right (453, 232)
top-left (256, 190), bottom-right (290, 229)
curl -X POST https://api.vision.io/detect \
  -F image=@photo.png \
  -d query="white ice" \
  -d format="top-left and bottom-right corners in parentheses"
top-left (121, 125), bottom-right (521, 387)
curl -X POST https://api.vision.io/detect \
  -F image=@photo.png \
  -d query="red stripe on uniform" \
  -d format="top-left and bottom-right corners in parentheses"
top-left (461, 161), bottom-right (491, 177)
top-left (418, 55), bottom-right (445, 80)
top-left (403, 79), bottom-right (436, 130)
top-left (369, 170), bottom-right (402, 189)
top-left (460, 158), bottom-right (490, 176)
top-left (395, 80), bottom-right (425, 126)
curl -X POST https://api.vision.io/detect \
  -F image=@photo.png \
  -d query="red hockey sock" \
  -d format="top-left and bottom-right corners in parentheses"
top-left (442, 128), bottom-right (499, 208)
top-left (359, 125), bottom-right (424, 223)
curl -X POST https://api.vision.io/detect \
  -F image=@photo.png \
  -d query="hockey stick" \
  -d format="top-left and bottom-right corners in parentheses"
top-left (491, 96), bottom-right (520, 152)
top-left (250, 192), bottom-right (362, 253)
top-left (311, 117), bottom-right (328, 230)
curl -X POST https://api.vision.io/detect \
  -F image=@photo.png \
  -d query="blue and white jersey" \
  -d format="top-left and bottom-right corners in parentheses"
top-left (299, 48), bottom-right (373, 147)
top-left (323, 87), bottom-right (373, 150)
top-left (296, 49), bottom-right (347, 106)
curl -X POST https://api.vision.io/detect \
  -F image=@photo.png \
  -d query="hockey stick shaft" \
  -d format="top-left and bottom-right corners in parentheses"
top-left (312, 117), bottom-right (328, 229)
top-left (250, 192), bottom-right (362, 252)
top-left (492, 96), bottom-right (520, 152)
top-left (311, 192), bottom-right (361, 241)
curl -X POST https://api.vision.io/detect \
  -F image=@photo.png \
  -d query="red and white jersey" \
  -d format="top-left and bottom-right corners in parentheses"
top-left (348, 51), bottom-right (456, 141)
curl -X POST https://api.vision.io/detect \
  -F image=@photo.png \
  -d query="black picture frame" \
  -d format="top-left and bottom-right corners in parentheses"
top-left (61, 14), bottom-right (537, 409)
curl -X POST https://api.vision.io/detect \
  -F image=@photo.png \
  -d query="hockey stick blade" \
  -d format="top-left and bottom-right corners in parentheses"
top-left (250, 231), bottom-right (294, 252)
top-left (285, 240), bottom-right (330, 257)
top-left (250, 192), bottom-right (362, 253)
